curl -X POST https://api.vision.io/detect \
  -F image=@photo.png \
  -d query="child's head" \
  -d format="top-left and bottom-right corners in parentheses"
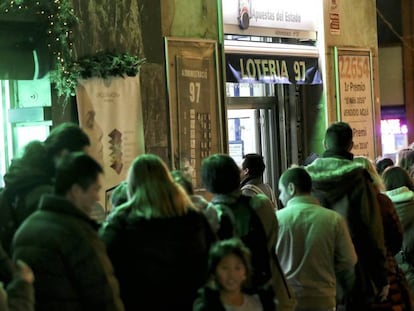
top-left (208, 238), bottom-right (252, 292)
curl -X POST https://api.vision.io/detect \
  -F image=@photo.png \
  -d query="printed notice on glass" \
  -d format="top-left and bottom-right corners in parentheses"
top-left (338, 53), bottom-right (375, 159)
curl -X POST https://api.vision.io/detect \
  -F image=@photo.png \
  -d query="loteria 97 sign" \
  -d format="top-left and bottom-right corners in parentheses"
top-left (225, 53), bottom-right (322, 85)
top-left (335, 48), bottom-right (376, 159)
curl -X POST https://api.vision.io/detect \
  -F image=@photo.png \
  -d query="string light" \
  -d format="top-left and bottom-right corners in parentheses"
top-left (2, 0), bottom-right (78, 101)
top-left (2, 0), bottom-right (143, 104)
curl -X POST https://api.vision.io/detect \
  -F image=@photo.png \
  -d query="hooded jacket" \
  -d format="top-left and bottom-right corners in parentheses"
top-left (305, 153), bottom-right (387, 307)
top-left (386, 186), bottom-right (414, 256)
top-left (1, 158), bottom-right (54, 254)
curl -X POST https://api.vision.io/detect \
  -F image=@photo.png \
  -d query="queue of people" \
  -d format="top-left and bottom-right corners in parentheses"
top-left (2, 120), bottom-right (414, 311)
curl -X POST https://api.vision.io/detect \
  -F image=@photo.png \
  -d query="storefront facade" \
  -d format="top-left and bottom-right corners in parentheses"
top-left (0, 0), bottom-right (381, 196)
top-left (221, 0), bottom-right (323, 188)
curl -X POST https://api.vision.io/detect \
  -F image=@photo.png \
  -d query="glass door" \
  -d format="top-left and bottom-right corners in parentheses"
top-left (228, 107), bottom-right (278, 189)
top-left (226, 82), bottom-right (306, 191)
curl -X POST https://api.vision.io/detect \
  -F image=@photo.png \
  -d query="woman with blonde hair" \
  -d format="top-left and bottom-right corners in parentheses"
top-left (100, 154), bottom-right (216, 310)
top-left (354, 156), bottom-right (411, 310)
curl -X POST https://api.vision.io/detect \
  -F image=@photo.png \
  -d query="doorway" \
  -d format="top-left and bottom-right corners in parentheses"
top-left (226, 83), bottom-right (307, 191)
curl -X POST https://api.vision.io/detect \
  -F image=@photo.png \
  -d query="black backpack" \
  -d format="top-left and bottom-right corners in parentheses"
top-left (215, 194), bottom-right (272, 289)
top-left (0, 188), bottom-right (20, 256)
top-left (0, 184), bottom-right (49, 255)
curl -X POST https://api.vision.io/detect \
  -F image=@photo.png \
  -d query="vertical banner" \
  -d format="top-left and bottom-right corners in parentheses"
top-left (335, 48), bottom-right (375, 159)
top-left (165, 38), bottom-right (223, 190)
top-left (176, 56), bottom-right (212, 183)
top-left (76, 76), bottom-right (145, 213)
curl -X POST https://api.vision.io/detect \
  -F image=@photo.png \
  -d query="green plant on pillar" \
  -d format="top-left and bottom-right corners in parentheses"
top-left (51, 51), bottom-right (146, 100)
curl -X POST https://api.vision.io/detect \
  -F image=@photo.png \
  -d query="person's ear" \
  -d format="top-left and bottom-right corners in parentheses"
top-left (287, 182), bottom-right (295, 195)
top-left (67, 184), bottom-right (81, 198)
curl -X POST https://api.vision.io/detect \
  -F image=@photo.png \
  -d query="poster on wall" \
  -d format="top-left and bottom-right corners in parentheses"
top-left (165, 37), bottom-right (223, 190)
top-left (76, 76), bottom-right (145, 213)
top-left (335, 48), bottom-right (375, 159)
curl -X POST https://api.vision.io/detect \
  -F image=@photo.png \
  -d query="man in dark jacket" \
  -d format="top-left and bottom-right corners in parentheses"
top-left (305, 122), bottom-right (388, 310)
top-left (12, 152), bottom-right (124, 311)
top-left (1, 122), bottom-right (90, 255)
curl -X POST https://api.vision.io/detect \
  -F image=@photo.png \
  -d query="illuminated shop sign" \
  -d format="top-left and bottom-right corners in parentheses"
top-left (225, 53), bottom-right (322, 84)
top-left (381, 119), bottom-right (408, 135)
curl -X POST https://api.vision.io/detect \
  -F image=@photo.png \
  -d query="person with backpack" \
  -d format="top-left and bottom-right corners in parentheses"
top-left (201, 153), bottom-right (296, 311)
top-left (240, 153), bottom-right (278, 210)
top-left (0, 123), bottom-right (90, 256)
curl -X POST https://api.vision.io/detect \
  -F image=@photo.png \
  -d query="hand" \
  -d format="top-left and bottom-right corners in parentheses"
top-left (15, 260), bottom-right (34, 284)
top-left (0, 282), bottom-right (6, 302)
top-left (378, 284), bottom-right (390, 302)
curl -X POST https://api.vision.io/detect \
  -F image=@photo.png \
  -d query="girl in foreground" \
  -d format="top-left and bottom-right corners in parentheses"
top-left (194, 238), bottom-right (274, 311)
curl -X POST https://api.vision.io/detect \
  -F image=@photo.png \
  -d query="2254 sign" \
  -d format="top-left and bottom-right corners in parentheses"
top-left (338, 55), bottom-right (370, 80)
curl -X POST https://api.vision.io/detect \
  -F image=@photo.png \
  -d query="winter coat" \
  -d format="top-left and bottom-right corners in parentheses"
top-left (376, 192), bottom-right (413, 311)
top-left (193, 285), bottom-right (275, 311)
top-left (386, 186), bottom-right (414, 297)
top-left (1, 157), bottom-right (54, 254)
top-left (12, 195), bottom-right (124, 311)
top-left (99, 205), bottom-right (216, 311)
top-left (305, 153), bottom-right (387, 309)
top-left (386, 187), bottom-right (414, 257)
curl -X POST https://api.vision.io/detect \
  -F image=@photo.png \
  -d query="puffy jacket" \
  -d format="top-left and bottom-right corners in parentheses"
top-left (13, 195), bottom-right (124, 311)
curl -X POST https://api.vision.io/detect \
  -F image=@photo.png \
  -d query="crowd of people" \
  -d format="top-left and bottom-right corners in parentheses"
top-left (1, 121), bottom-right (414, 311)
